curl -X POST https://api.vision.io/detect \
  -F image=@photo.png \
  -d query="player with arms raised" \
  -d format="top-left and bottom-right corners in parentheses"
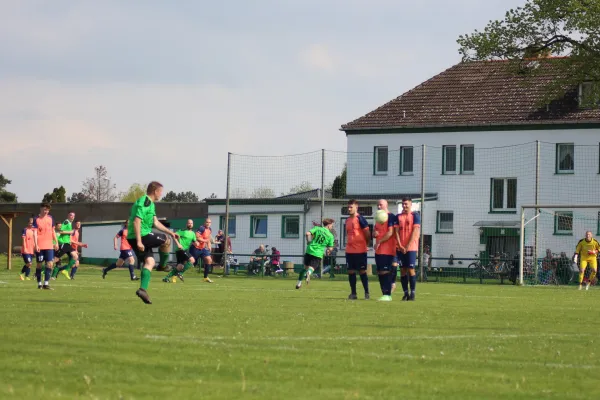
top-left (163, 219), bottom-right (197, 283)
top-left (128, 182), bottom-right (178, 304)
top-left (395, 197), bottom-right (421, 301)
top-left (103, 221), bottom-right (138, 281)
top-left (345, 199), bottom-right (371, 300)
top-left (33, 203), bottom-right (59, 290)
top-left (373, 199), bottom-right (397, 301)
top-left (296, 218), bottom-right (335, 289)
top-left (574, 230), bottom-right (600, 291)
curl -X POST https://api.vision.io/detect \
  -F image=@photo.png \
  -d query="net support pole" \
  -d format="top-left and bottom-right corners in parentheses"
top-left (534, 140), bottom-right (540, 264)
top-left (223, 152), bottom-right (231, 268)
top-left (519, 206), bottom-right (525, 286)
top-left (320, 149), bottom-right (325, 279)
top-left (419, 145), bottom-right (426, 283)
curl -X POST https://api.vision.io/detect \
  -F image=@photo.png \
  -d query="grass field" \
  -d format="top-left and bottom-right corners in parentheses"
top-left (0, 263), bottom-right (598, 400)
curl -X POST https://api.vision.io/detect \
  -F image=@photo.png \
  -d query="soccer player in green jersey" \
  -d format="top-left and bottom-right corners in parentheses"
top-left (163, 219), bottom-right (197, 283)
top-left (52, 212), bottom-right (78, 280)
top-left (296, 218), bottom-right (335, 289)
top-left (127, 181), bottom-right (178, 304)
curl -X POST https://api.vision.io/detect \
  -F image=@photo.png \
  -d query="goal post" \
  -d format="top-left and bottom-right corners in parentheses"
top-left (519, 205), bottom-right (600, 286)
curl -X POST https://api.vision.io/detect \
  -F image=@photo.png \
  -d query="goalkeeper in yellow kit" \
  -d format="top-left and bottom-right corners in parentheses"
top-left (573, 231), bottom-right (600, 291)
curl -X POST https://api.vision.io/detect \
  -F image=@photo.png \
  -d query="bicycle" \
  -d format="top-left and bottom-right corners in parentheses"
top-left (468, 253), bottom-right (511, 278)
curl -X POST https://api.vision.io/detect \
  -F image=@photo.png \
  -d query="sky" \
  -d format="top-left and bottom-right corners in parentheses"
top-left (0, 0), bottom-right (526, 202)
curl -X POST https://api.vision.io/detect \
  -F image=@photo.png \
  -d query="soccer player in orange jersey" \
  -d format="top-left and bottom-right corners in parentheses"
top-left (103, 221), bottom-right (139, 281)
top-left (19, 217), bottom-right (35, 281)
top-left (191, 218), bottom-right (214, 283)
top-left (32, 203), bottom-right (59, 290)
top-left (345, 199), bottom-right (371, 300)
top-left (394, 197), bottom-right (421, 301)
top-left (373, 199), bottom-right (397, 301)
top-left (68, 221), bottom-right (88, 279)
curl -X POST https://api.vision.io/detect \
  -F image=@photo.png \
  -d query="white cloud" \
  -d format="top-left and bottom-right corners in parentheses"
top-left (299, 43), bottom-right (336, 73)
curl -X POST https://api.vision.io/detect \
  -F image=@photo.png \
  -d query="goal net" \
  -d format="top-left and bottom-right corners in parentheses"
top-left (519, 206), bottom-right (600, 285)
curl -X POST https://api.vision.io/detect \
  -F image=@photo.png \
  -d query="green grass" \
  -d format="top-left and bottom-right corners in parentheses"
top-left (0, 263), bottom-right (598, 400)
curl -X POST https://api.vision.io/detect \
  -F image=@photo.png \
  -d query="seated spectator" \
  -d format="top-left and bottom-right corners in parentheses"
top-left (249, 244), bottom-right (268, 274)
top-left (270, 247), bottom-right (282, 275)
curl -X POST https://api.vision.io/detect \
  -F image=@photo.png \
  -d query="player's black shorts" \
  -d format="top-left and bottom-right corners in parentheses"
top-left (375, 254), bottom-right (394, 272)
top-left (127, 232), bottom-right (167, 261)
top-left (56, 243), bottom-right (74, 259)
top-left (176, 249), bottom-right (192, 264)
top-left (346, 253), bottom-right (368, 271)
top-left (303, 253), bottom-right (322, 269)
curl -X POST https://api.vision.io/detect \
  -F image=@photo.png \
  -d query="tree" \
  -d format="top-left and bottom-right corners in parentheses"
top-left (457, 0), bottom-right (600, 105)
top-left (251, 187), bottom-right (275, 198)
top-left (208, 193), bottom-right (218, 199)
top-left (288, 181), bottom-right (314, 194)
top-left (0, 174), bottom-right (17, 203)
top-left (67, 192), bottom-right (89, 203)
top-left (162, 191), bottom-right (200, 202)
top-left (120, 183), bottom-right (147, 202)
top-left (80, 165), bottom-right (118, 202)
top-left (330, 166), bottom-right (346, 199)
top-left (42, 186), bottom-right (66, 203)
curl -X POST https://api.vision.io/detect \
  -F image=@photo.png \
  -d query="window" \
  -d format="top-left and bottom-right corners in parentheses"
top-left (579, 82), bottom-right (600, 107)
top-left (461, 145), bottom-right (474, 174)
top-left (556, 143), bottom-right (574, 173)
top-left (340, 217), bottom-right (373, 249)
top-left (219, 216), bottom-right (236, 237)
top-left (282, 215), bottom-right (300, 238)
top-left (374, 146), bottom-right (388, 175)
top-left (443, 145), bottom-right (456, 174)
top-left (490, 178), bottom-right (517, 212)
top-left (554, 211), bottom-right (573, 235)
top-left (400, 146), bottom-right (413, 175)
top-left (437, 211), bottom-right (453, 233)
top-left (250, 215), bottom-right (268, 238)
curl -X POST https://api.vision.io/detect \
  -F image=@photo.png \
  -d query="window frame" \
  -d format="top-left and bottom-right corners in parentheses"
top-left (219, 215), bottom-right (236, 238)
top-left (554, 211), bottom-right (573, 236)
top-left (555, 143), bottom-right (574, 174)
top-left (250, 215), bottom-right (268, 238)
top-left (436, 211), bottom-right (454, 234)
top-left (281, 215), bottom-right (300, 239)
top-left (399, 146), bottom-right (414, 175)
top-left (442, 145), bottom-right (457, 175)
top-left (490, 178), bottom-right (518, 213)
top-left (460, 145), bottom-right (474, 174)
top-left (373, 146), bottom-right (388, 175)
top-left (340, 216), bottom-right (373, 250)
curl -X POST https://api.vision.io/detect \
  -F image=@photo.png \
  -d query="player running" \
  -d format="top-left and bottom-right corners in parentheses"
top-left (128, 182), bottom-right (178, 304)
top-left (296, 218), bottom-right (335, 289)
top-left (395, 197), bottom-right (421, 301)
top-left (103, 221), bottom-right (139, 281)
top-left (574, 230), bottom-right (600, 291)
top-left (373, 199), bottom-right (397, 301)
top-left (33, 203), bottom-right (58, 290)
top-left (191, 219), bottom-right (214, 283)
top-left (163, 219), bottom-right (197, 283)
top-left (53, 212), bottom-right (78, 280)
top-left (19, 217), bottom-right (35, 281)
top-left (345, 199), bottom-right (371, 300)
top-left (68, 221), bottom-right (87, 279)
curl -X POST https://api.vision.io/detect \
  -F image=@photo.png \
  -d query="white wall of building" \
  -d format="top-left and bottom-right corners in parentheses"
top-left (347, 128), bottom-right (600, 262)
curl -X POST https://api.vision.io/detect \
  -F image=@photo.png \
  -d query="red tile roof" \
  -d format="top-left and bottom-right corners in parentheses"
top-left (341, 59), bottom-right (600, 131)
